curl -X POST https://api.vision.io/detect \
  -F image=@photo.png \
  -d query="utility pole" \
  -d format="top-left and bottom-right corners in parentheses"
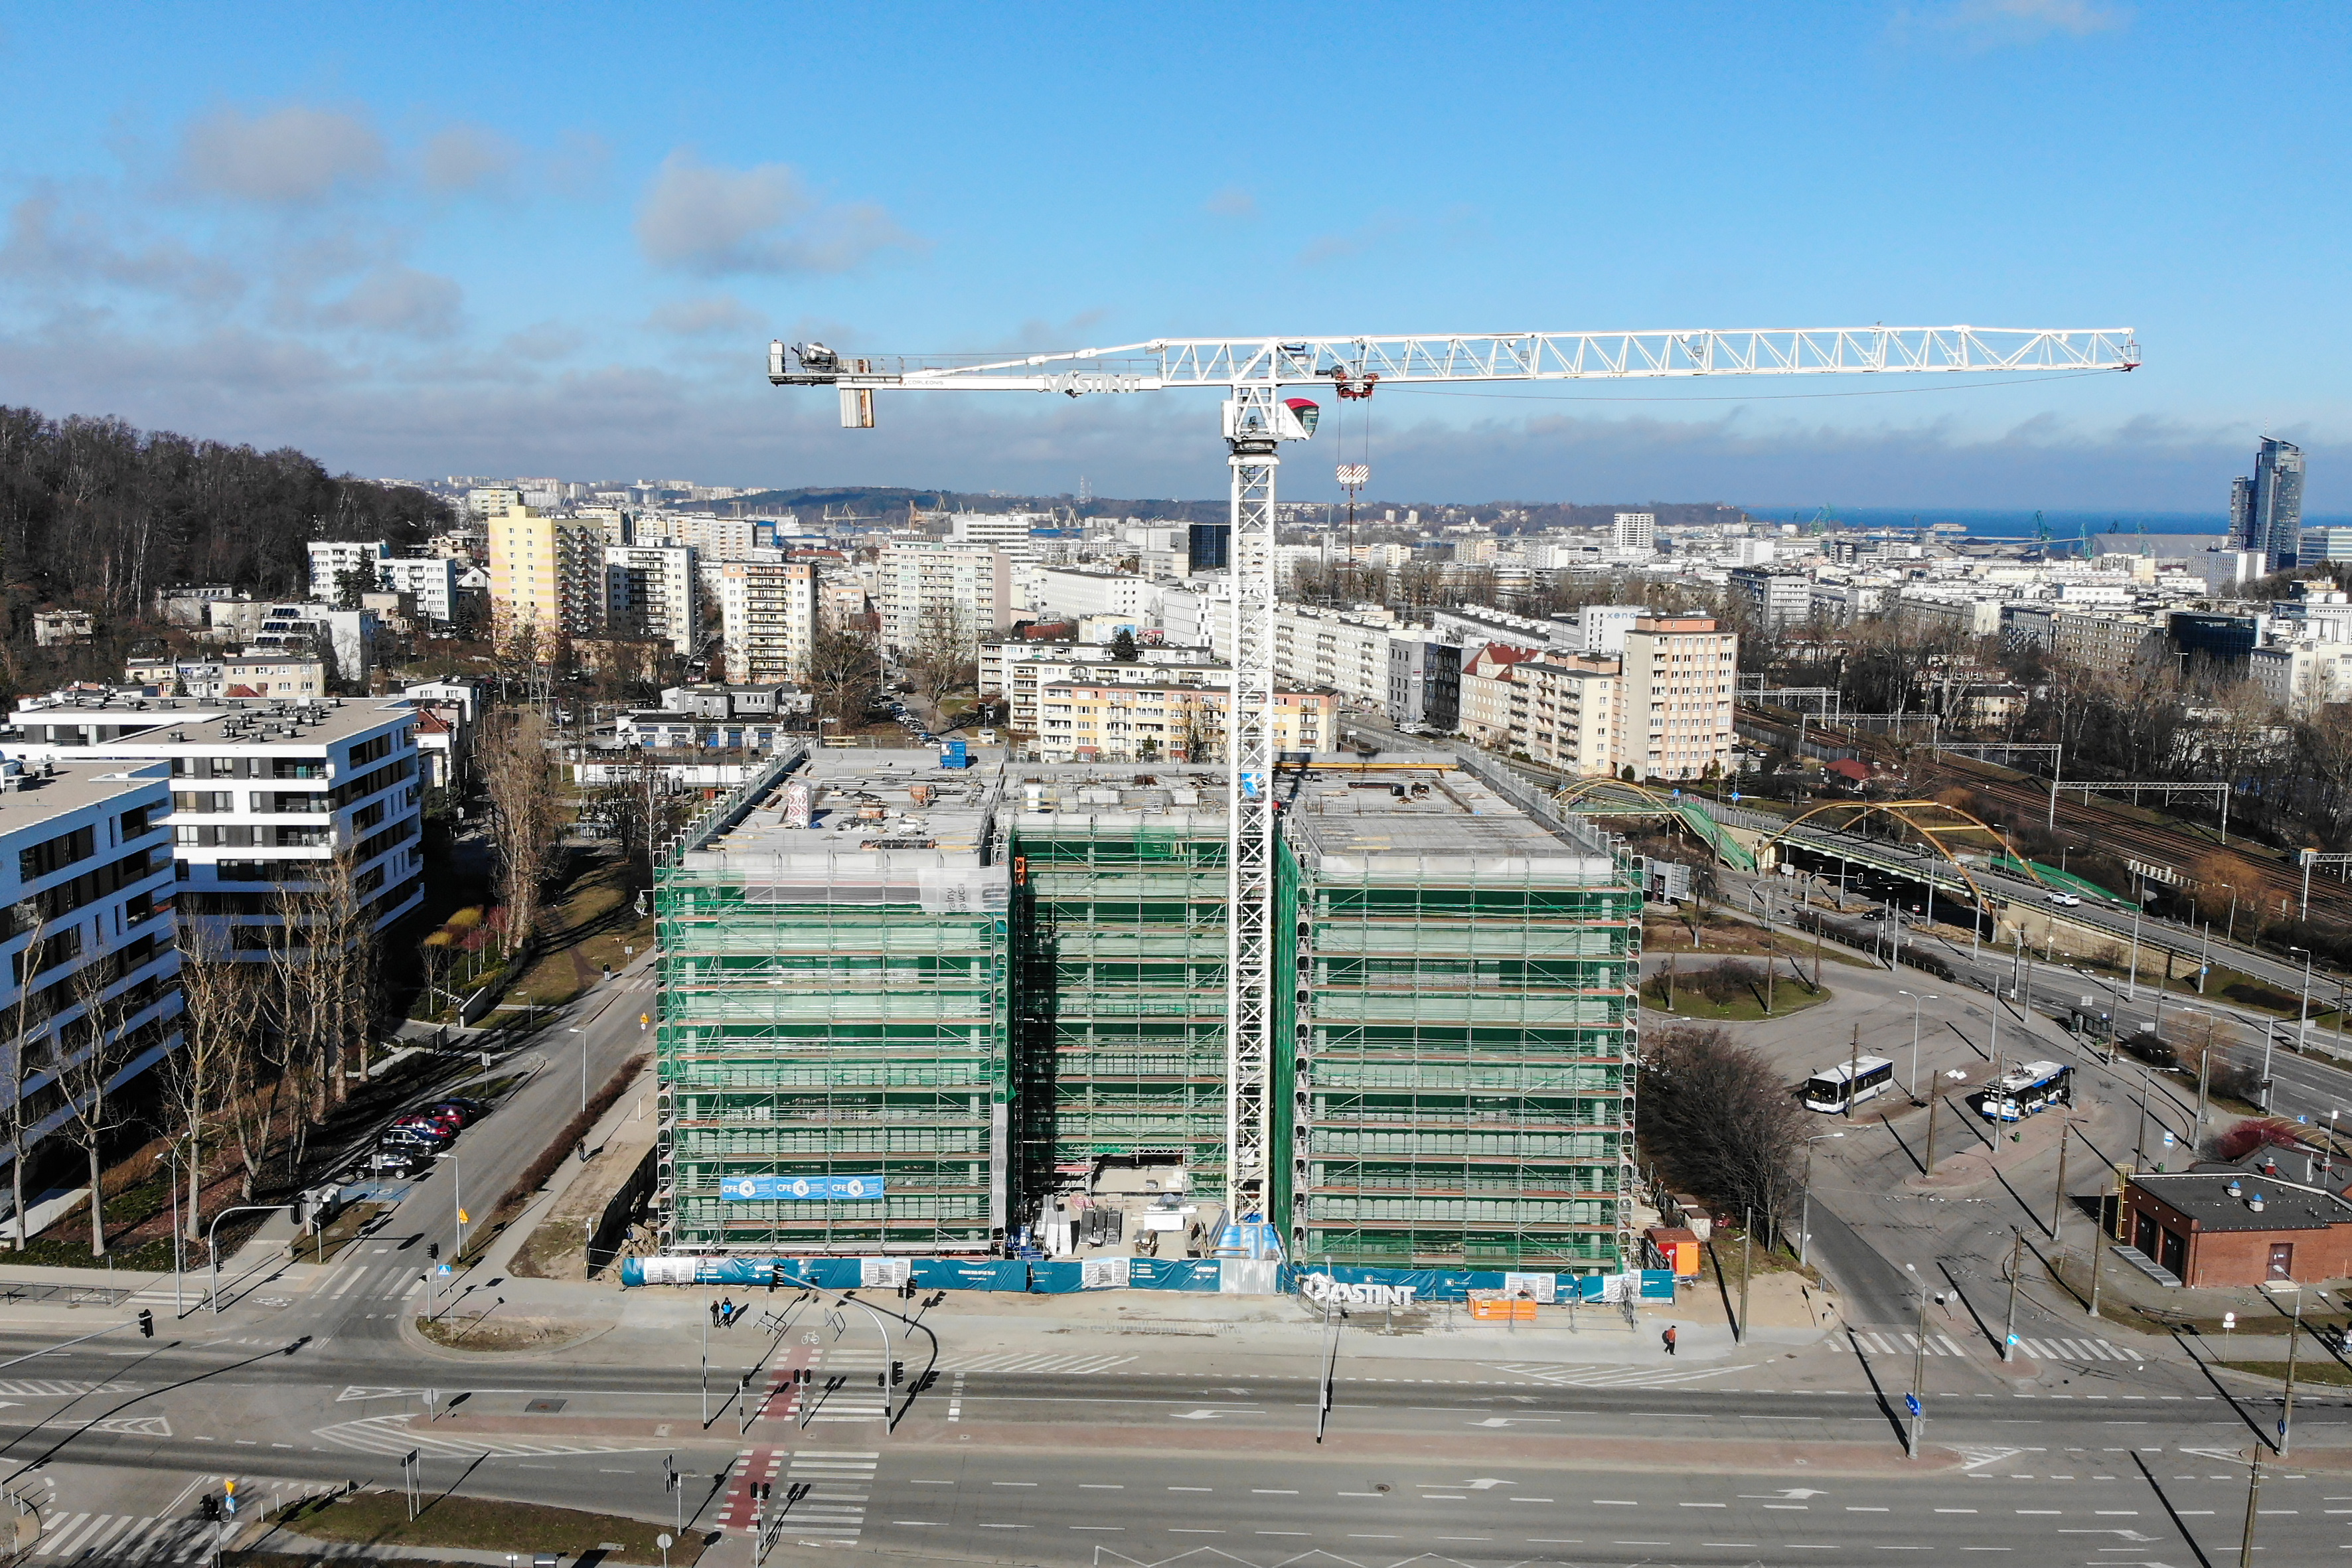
top-left (2239, 1448), bottom-right (2263, 1568)
top-left (1738, 1208), bottom-right (1752, 1346)
top-left (2002, 1229), bottom-right (2023, 1364)
top-left (2127, 906), bottom-right (2140, 1001)
top-left (1906, 1263), bottom-right (1929, 1458)
top-left (2089, 1177), bottom-right (2107, 1320)
top-left (2280, 1287), bottom-right (2304, 1457)
top-left (1925, 1084), bottom-right (1943, 1178)
top-left (2053, 1119), bottom-right (2073, 1241)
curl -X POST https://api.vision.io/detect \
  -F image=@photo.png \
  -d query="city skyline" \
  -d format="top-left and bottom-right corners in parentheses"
top-left (1, 5), bottom-right (2346, 508)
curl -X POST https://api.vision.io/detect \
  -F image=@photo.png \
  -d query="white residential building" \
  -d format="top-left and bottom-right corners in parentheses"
top-left (949, 511), bottom-right (1048, 562)
top-left (718, 559), bottom-right (820, 684)
top-left (601, 543), bottom-right (700, 655)
top-left (879, 542), bottom-right (1016, 651)
top-left (1026, 566), bottom-right (1164, 624)
top-left (1560, 604), bottom-right (1647, 656)
top-left (5, 694), bottom-right (427, 953)
top-left (121, 655), bottom-right (327, 700)
top-left (306, 540), bottom-right (391, 601)
top-left (0, 762), bottom-right (183, 1204)
top-left (378, 556), bottom-right (461, 625)
top-left (982, 643), bottom-right (1227, 736)
top-left (1612, 512), bottom-right (1658, 553)
top-left (246, 604), bottom-right (377, 688)
top-left (2251, 643), bottom-right (2352, 718)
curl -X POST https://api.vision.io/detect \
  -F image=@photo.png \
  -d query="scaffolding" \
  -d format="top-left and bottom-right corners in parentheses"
top-left (653, 753), bottom-right (1642, 1274)
top-left (1007, 778), bottom-right (1233, 1222)
top-left (1287, 766), bottom-right (1640, 1274)
top-left (655, 757), bottom-right (1010, 1253)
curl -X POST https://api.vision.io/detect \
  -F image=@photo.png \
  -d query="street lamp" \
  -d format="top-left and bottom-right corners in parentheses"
top-left (1799, 1132), bottom-right (1843, 1267)
top-left (568, 1025), bottom-right (588, 1112)
top-left (436, 1150), bottom-right (465, 1260)
top-left (1897, 990), bottom-right (1939, 1099)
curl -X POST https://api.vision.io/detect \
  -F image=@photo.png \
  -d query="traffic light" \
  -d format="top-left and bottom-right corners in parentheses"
top-left (768, 1261), bottom-right (784, 1291)
top-left (137, 1309), bottom-right (153, 1338)
top-left (427, 1242), bottom-right (440, 1261)
top-left (890, 1360), bottom-right (904, 1386)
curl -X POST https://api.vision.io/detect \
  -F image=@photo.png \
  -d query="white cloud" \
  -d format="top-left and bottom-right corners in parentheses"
top-left (421, 123), bottom-right (521, 194)
top-left (319, 266), bottom-right (463, 339)
top-left (177, 104), bottom-right (388, 204)
top-left (635, 150), bottom-right (919, 276)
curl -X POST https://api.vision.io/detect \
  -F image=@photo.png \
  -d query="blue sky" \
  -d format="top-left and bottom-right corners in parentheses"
top-left (1, 2), bottom-right (2344, 512)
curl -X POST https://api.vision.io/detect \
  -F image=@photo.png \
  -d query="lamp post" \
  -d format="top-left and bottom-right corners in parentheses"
top-left (436, 1150), bottom-right (464, 1260)
top-left (568, 1025), bottom-right (588, 1113)
top-left (1897, 990), bottom-right (1939, 1100)
top-left (1798, 1132), bottom-right (1843, 1267)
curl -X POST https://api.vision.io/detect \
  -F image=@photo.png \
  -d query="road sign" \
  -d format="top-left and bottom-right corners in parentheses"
top-left (437, 1263), bottom-right (451, 1276)
top-left (1905, 1393), bottom-right (1922, 1417)
top-left (2005, 1334), bottom-right (2018, 1346)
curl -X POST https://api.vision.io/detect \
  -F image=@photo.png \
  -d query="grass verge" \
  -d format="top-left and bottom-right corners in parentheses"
top-left (414, 1311), bottom-right (594, 1354)
top-left (1640, 979), bottom-right (1833, 1022)
top-left (266, 1490), bottom-right (700, 1564)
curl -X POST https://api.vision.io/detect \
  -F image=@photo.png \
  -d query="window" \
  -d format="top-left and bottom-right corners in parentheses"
top-left (118, 805), bottom-right (154, 841)
top-left (171, 791), bottom-right (233, 813)
top-left (19, 825), bottom-right (95, 882)
top-left (11, 923), bottom-right (80, 984)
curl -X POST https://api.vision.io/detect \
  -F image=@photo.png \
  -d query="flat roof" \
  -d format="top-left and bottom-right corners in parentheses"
top-left (0, 763), bottom-right (169, 828)
top-left (686, 750), bottom-right (997, 872)
top-left (5, 696), bottom-right (415, 749)
top-left (2132, 1172), bottom-right (2352, 1232)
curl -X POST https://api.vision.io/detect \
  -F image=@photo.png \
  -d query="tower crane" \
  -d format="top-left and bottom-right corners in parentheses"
top-left (768, 324), bottom-right (2140, 1237)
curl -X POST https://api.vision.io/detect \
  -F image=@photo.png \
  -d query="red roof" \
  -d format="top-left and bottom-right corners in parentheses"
top-left (1826, 758), bottom-right (1874, 783)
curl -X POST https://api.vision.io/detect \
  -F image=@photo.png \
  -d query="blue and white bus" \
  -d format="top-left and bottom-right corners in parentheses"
top-left (1975, 1060), bottom-right (2073, 1122)
top-left (1804, 1056), bottom-right (1896, 1114)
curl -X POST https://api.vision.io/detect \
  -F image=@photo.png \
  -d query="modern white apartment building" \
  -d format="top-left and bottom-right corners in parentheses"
top-left (1559, 603), bottom-right (1647, 656)
top-left (306, 540), bottom-right (391, 601)
top-left (602, 543), bottom-right (700, 655)
top-left (0, 762), bottom-right (183, 1206)
top-left (717, 559), bottom-right (820, 684)
top-left (3, 695), bottom-right (427, 953)
top-left (1616, 615), bottom-right (1739, 781)
top-left (1727, 568), bottom-right (1814, 633)
top-left (878, 541), bottom-right (1016, 651)
top-left (246, 604), bottom-right (376, 688)
top-left (948, 511), bottom-right (1046, 561)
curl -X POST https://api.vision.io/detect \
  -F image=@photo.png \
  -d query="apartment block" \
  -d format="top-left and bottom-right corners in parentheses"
top-left (2251, 643), bottom-right (2352, 718)
top-left (121, 655), bottom-right (326, 700)
top-left (653, 751), bottom-right (1639, 1273)
top-left (603, 543), bottom-right (700, 655)
top-left (306, 540), bottom-right (390, 600)
top-left (1616, 615), bottom-right (1737, 781)
top-left (1727, 568), bottom-right (1813, 632)
top-left (4, 695), bottom-right (426, 953)
top-left (377, 556), bottom-right (461, 625)
top-left (1034, 680), bottom-right (1334, 763)
top-left (1497, 655), bottom-right (1621, 775)
top-left (717, 560), bottom-right (819, 684)
top-left (0, 762), bottom-right (183, 1204)
top-left (879, 542), bottom-right (1016, 651)
top-left (980, 643), bottom-right (1223, 736)
top-left (489, 508), bottom-right (607, 641)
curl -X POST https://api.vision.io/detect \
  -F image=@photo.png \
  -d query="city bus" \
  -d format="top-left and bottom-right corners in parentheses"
top-left (1974, 1060), bottom-right (2074, 1122)
top-left (1802, 1056), bottom-right (1896, 1113)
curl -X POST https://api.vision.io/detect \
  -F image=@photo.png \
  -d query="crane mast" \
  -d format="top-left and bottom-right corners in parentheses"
top-left (768, 322), bottom-right (2139, 1235)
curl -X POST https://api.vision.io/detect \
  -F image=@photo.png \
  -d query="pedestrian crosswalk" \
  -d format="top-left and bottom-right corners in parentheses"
top-left (941, 1351), bottom-right (1137, 1375)
top-left (312, 1265), bottom-right (427, 1303)
top-left (1847, 1329), bottom-right (2142, 1362)
top-left (1482, 1360), bottom-right (1742, 1389)
top-left (2011, 1334), bottom-right (2144, 1362)
top-left (1849, 1331), bottom-right (1972, 1357)
top-left (804, 1345), bottom-right (890, 1425)
top-left (24, 1512), bottom-right (222, 1561)
top-left (781, 1450), bottom-right (876, 1547)
top-left (311, 1413), bottom-right (661, 1458)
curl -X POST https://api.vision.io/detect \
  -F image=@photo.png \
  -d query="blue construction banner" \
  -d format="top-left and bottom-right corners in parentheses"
top-left (912, 1259), bottom-right (1030, 1292)
top-left (1128, 1258), bottom-right (1221, 1291)
top-left (720, 1174), bottom-right (886, 1202)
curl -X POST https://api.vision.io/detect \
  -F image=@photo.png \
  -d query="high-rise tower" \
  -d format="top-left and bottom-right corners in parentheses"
top-left (2230, 437), bottom-right (2306, 574)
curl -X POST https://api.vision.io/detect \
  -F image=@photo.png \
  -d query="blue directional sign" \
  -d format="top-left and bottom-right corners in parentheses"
top-left (1905, 1393), bottom-right (1922, 1417)
top-left (722, 1174), bottom-right (887, 1202)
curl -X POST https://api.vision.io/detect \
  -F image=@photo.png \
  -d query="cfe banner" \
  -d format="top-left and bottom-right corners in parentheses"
top-left (721, 1174), bottom-right (887, 1202)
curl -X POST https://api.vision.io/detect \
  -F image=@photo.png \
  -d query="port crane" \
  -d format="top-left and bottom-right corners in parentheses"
top-left (769, 324), bottom-right (2140, 1235)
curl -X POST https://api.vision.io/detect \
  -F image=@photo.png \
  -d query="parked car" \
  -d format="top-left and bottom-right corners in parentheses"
top-left (427, 1097), bottom-right (485, 1123)
top-left (398, 1109), bottom-right (462, 1134)
top-left (362, 1148), bottom-right (429, 1176)
top-left (381, 1125), bottom-right (449, 1150)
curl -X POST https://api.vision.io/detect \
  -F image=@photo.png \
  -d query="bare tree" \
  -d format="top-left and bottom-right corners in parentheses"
top-left (54, 953), bottom-right (134, 1257)
top-left (0, 911), bottom-right (47, 1251)
top-left (905, 601), bottom-right (977, 708)
top-left (163, 925), bottom-right (256, 1241)
top-left (1639, 1023), bottom-right (1810, 1244)
top-left (479, 708), bottom-right (566, 957)
top-left (806, 624), bottom-right (884, 731)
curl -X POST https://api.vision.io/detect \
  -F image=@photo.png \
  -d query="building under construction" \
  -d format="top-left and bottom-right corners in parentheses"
top-left (655, 747), bottom-right (1640, 1275)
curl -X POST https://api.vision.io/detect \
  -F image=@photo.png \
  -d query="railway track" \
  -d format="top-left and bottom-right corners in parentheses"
top-left (1737, 707), bottom-right (2352, 925)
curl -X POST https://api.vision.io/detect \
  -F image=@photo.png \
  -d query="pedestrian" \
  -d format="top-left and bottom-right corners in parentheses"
top-left (708, 1299), bottom-right (720, 1328)
top-left (720, 1295), bottom-right (734, 1327)
top-left (1662, 1324), bottom-right (1678, 1356)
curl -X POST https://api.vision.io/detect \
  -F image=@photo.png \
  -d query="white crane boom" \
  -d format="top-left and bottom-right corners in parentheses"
top-left (767, 320), bottom-right (2138, 1261)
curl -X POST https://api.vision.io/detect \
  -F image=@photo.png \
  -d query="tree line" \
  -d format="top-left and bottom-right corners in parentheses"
top-left (0, 404), bottom-right (452, 641)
